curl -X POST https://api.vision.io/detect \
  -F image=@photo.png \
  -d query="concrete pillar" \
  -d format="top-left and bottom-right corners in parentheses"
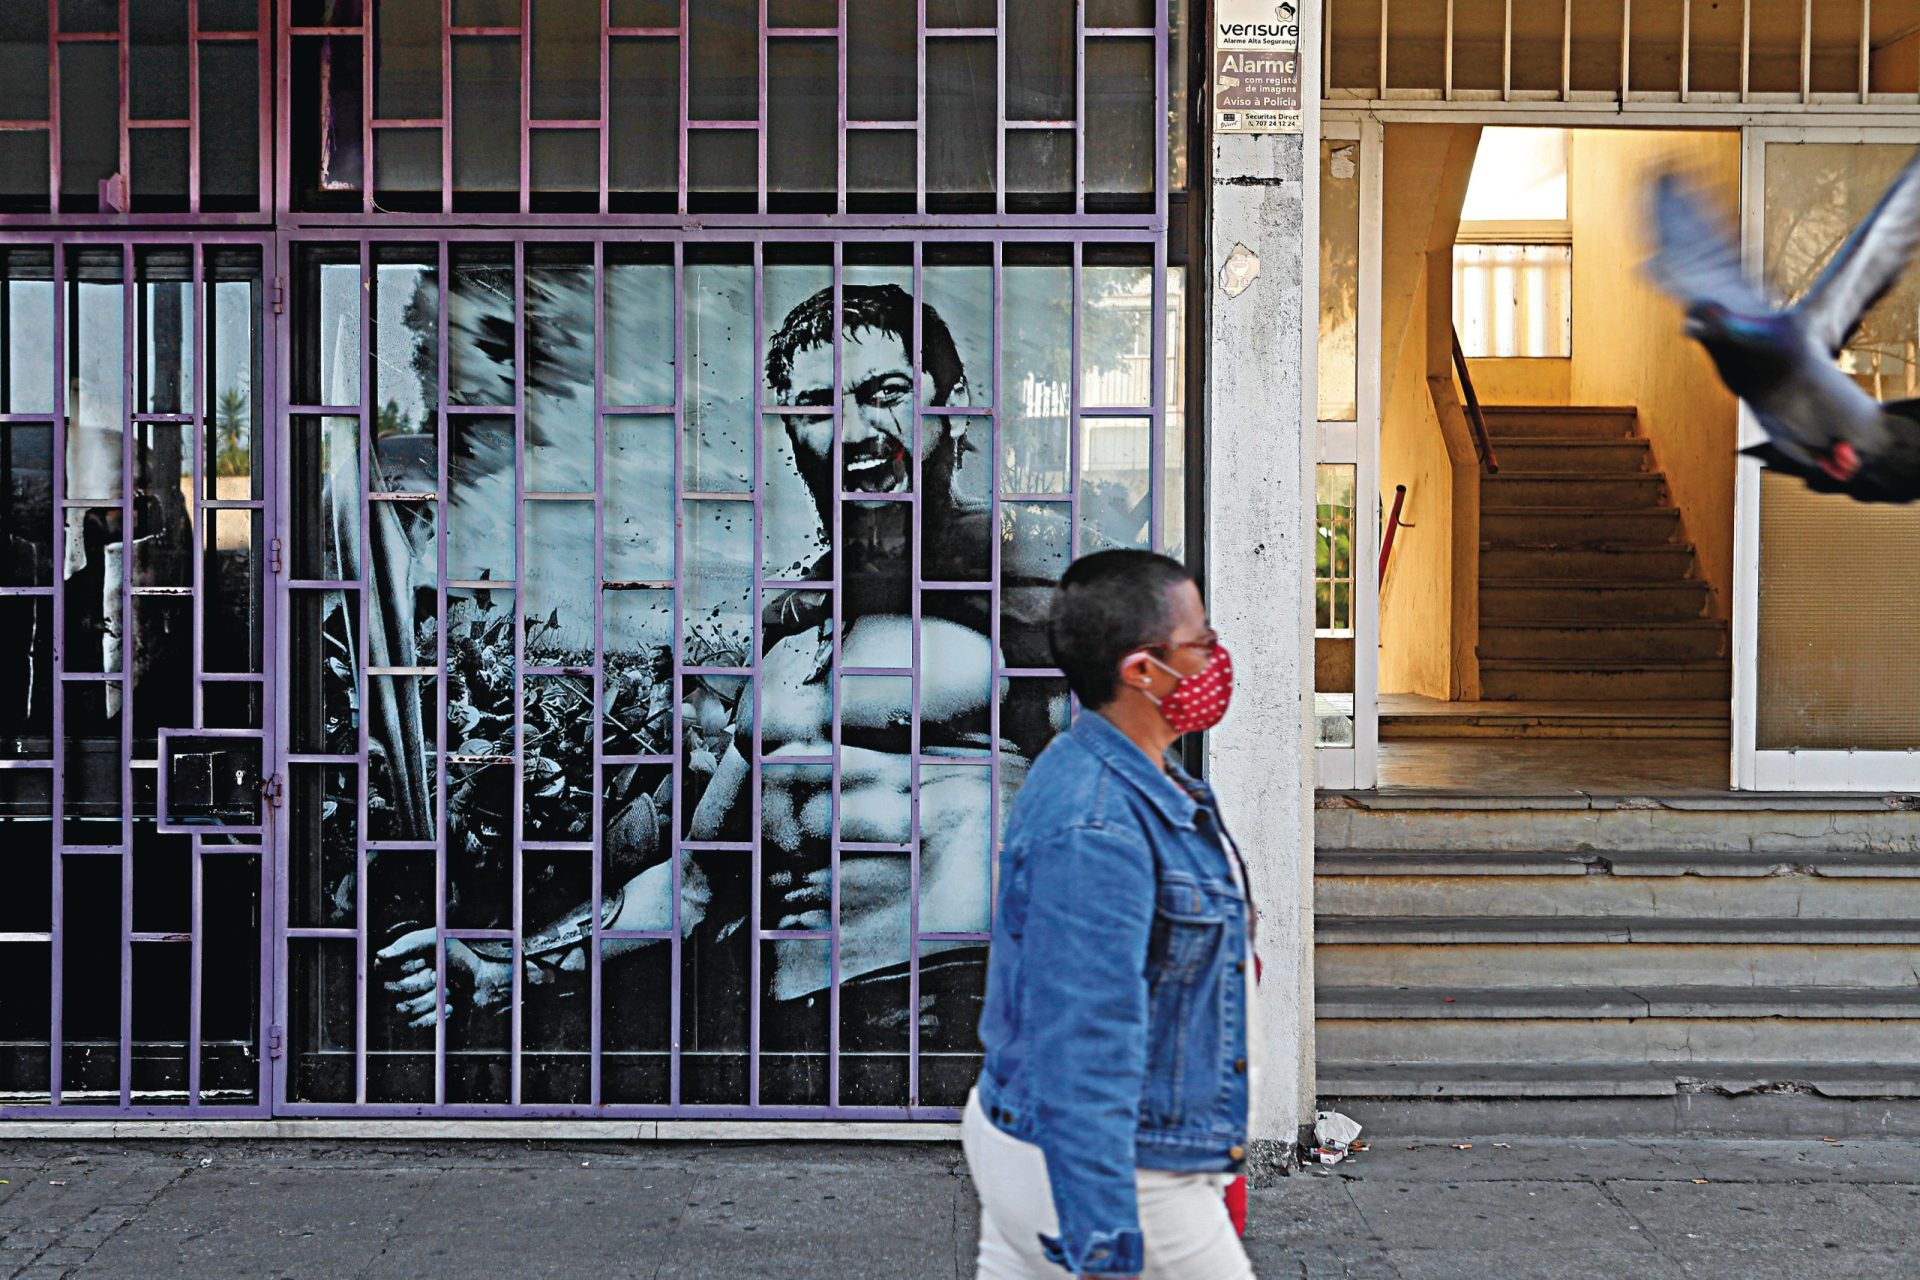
top-left (1204, 10), bottom-right (1320, 1164)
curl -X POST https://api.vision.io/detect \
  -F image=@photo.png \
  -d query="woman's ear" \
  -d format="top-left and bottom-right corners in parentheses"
top-left (1118, 650), bottom-right (1153, 691)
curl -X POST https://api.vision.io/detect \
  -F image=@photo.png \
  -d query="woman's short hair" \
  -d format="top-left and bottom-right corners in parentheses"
top-left (1047, 550), bottom-right (1195, 709)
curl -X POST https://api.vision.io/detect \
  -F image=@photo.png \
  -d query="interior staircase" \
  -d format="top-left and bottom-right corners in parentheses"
top-left (1476, 405), bottom-right (1729, 708)
top-left (1314, 800), bottom-right (1920, 1134)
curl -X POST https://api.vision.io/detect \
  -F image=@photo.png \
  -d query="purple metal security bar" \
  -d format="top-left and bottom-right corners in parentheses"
top-left (257, 0), bottom-right (1172, 1119)
top-left (0, 0), bottom-right (1176, 1121)
top-left (0, 1), bottom-right (272, 227)
top-left (268, 224), bottom-right (1163, 1119)
top-left (274, 0), bottom-right (1167, 231)
top-left (0, 229), bottom-right (277, 1118)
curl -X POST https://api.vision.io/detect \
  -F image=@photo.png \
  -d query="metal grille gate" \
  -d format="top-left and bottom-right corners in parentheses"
top-left (0, 233), bottom-right (275, 1116)
top-left (273, 230), bottom-right (1173, 1117)
top-left (0, 0), bottom-right (1179, 1121)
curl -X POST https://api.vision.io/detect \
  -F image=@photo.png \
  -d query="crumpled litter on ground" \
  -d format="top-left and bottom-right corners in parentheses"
top-left (1310, 1110), bottom-right (1364, 1165)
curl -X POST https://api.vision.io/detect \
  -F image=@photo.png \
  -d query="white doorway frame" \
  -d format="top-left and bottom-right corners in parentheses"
top-left (1734, 125), bottom-right (1920, 791)
top-left (1314, 117), bottom-right (1382, 792)
top-left (1317, 104), bottom-right (1920, 794)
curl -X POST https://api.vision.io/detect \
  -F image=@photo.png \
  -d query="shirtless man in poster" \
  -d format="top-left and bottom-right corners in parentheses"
top-left (380, 283), bottom-right (1065, 1100)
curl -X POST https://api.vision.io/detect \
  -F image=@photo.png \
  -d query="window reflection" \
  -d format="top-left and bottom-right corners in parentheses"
top-left (136, 250), bottom-right (194, 416)
top-left (2, 251), bottom-right (55, 414)
top-left (1315, 465), bottom-right (1357, 748)
top-left (284, 4), bottom-right (1173, 215)
top-left (1002, 255), bottom-right (1072, 495)
top-left (208, 250), bottom-right (264, 501)
top-left (525, 247), bottom-right (596, 492)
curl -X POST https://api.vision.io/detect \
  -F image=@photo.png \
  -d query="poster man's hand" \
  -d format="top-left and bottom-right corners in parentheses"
top-left (377, 929), bottom-right (514, 1027)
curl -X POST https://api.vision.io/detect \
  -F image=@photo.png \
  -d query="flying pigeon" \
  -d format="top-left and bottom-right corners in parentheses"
top-left (1645, 151), bottom-right (1920, 503)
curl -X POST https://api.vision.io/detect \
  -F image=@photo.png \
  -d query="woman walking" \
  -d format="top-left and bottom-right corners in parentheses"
top-left (965, 549), bottom-right (1257, 1279)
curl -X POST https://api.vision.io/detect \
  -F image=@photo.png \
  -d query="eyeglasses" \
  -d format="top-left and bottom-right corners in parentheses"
top-left (1149, 629), bottom-right (1220, 658)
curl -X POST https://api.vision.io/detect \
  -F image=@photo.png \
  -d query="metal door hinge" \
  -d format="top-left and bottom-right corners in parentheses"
top-left (268, 536), bottom-right (284, 574)
top-left (267, 1024), bottom-right (284, 1060)
top-left (271, 278), bottom-right (285, 315)
top-left (262, 772), bottom-right (284, 809)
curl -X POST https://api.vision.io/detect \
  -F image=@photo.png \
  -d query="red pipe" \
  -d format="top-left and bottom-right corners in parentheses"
top-left (1378, 484), bottom-right (1407, 586)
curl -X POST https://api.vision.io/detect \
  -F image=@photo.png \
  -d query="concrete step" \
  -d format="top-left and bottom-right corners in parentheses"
top-left (1482, 472), bottom-right (1670, 508)
top-left (1317, 1060), bottom-right (1920, 1100)
top-left (1481, 406), bottom-right (1638, 440)
top-left (1314, 798), bottom-right (1920, 855)
top-left (1381, 717), bottom-right (1727, 740)
top-left (1377, 698), bottom-right (1728, 739)
top-left (1315, 848), bottom-right (1920, 878)
top-left (1316, 940), bottom-right (1920, 990)
top-left (1316, 870), bottom-right (1920, 921)
top-left (1476, 620), bottom-right (1726, 663)
top-left (1488, 439), bottom-right (1651, 473)
top-left (1480, 506), bottom-right (1680, 546)
top-left (1316, 915), bottom-right (1920, 945)
top-left (1319, 985), bottom-right (1920, 1020)
top-left (1478, 658), bottom-right (1731, 702)
top-left (1319, 1009), bottom-right (1920, 1067)
top-left (1480, 579), bottom-right (1712, 621)
top-left (1478, 543), bottom-right (1697, 580)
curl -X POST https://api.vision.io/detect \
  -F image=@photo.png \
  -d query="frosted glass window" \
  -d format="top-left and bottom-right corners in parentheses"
top-left (1757, 143), bottom-right (1920, 751)
top-left (1452, 244), bottom-right (1572, 359)
top-left (1319, 140), bottom-right (1359, 423)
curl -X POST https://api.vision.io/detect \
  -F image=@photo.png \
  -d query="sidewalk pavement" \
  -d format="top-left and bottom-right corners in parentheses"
top-left (1, 1135), bottom-right (1917, 1279)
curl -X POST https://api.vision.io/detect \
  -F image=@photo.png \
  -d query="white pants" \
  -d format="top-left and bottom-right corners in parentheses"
top-left (962, 1090), bottom-right (1256, 1280)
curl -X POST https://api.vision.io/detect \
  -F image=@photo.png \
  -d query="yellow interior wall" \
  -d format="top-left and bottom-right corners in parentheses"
top-left (1566, 129), bottom-right (1741, 622)
top-left (1376, 124), bottom-right (1480, 700)
top-left (1379, 272), bottom-right (1455, 698)
top-left (1463, 356), bottom-right (1570, 406)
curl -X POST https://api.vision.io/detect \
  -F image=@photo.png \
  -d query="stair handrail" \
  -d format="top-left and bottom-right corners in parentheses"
top-left (1450, 325), bottom-right (1499, 475)
top-left (1379, 483), bottom-right (1408, 587)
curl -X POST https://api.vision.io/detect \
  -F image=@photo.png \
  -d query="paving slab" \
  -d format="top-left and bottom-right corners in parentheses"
top-left (650, 1151), bottom-right (972, 1279)
top-left (1601, 1178), bottom-right (1909, 1266)
top-left (1334, 1137), bottom-right (1702, 1182)
top-left (1343, 1178), bottom-right (1664, 1257)
top-left (360, 1167), bottom-right (702, 1280)
top-left (0, 1137), bottom-right (1913, 1278)
top-left (1386, 1248), bottom-right (1689, 1280)
top-left (76, 1168), bottom-right (436, 1279)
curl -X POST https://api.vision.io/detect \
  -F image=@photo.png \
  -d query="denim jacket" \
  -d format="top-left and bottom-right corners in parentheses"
top-left (975, 710), bottom-right (1253, 1276)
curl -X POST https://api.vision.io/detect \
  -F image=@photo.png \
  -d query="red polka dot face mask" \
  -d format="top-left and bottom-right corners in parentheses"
top-left (1132, 642), bottom-right (1234, 735)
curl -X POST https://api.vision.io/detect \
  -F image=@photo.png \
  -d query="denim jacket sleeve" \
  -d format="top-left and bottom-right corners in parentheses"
top-left (1023, 820), bottom-right (1156, 1276)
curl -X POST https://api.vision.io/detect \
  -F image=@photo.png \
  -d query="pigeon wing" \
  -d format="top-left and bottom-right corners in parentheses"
top-left (1788, 147), bottom-right (1920, 357)
top-left (1739, 441), bottom-right (1833, 488)
top-left (1745, 411), bottom-right (1825, 474)
top-left (1645, 171), bottom-right (1770, 315)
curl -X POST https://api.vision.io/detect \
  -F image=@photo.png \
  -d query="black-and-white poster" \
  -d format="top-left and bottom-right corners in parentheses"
top-left (292, 246), bottom-right (1083, 1108)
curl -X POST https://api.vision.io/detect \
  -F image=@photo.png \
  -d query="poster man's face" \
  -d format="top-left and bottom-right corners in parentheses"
top-left (780, 329), bottom-right (940, 494)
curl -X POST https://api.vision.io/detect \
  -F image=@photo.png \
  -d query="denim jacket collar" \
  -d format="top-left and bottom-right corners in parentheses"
top-left (1069, 710), bottom-right (1201, 832)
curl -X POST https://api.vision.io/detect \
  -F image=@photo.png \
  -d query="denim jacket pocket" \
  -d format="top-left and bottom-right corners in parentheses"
top-left (1142, 875), bottom-right (1225, 1126)
top-left (1147, 875), bottom-right (1223, 980)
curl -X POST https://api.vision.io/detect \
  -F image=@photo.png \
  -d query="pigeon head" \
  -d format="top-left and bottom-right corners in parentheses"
top-left (1682, 301), bottom-right (1728, 341)
top-left (1683, 301), bottom-right (1777, 347)
top-left (1681, 302), bottom-right (1792, 397)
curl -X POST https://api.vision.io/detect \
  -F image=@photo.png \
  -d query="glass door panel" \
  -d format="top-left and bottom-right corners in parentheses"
top-left (1315, 122), bottom-right (1378, 790)
top-left (1738, 133), bottom-right (1920, 789)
